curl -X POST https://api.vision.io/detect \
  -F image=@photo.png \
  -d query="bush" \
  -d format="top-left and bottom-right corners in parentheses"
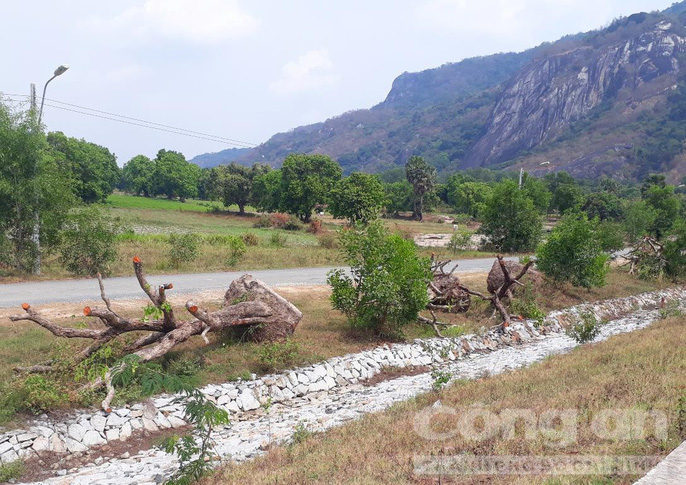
top-left (307, 219), bottom-right (323, 234)
top-left (536, 213), bottom-right (609, 289)
top-left (224, 235), bottom-right (247, 266)
top-left (253, 214), bottom-right (272, 228)
top-left (168, 233), bottom-right (201, 268)
top-left (318, 232), bottom-right (338, 249)
top-left (0, 461), bottom-right (24, 482)
top-left (509, 282), bottom-right (545, 326)
top-left (269, 213), bottom-right (291, 229)
top-left (327, 221), bottom-right (431, 334)
top-left (567, 311), bottom-right (600, 344)
top-left (283, 216), bottom-right (303, 231)
top-left (269, 231), bottom-right (288, 247)
top-left (241, 232), bottom-right (259, 246)
top-left (257, 339), bottom-right (301, 372)
top-left (447, 230), bottom-right (472, 253)
top-left (18, 375), bottom-right (67, 414)
top-left (58, 206), bottom-right (121, 276)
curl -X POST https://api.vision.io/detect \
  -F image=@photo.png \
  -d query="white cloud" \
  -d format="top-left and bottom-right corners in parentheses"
top-left (415, 0), bottom-right (610, 36)
top-left (270, 49), bottom-right (339, 95)
top-left (87, 0), bottom-right (259, 43)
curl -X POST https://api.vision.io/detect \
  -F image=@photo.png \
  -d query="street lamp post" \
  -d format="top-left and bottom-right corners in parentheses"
top-left (37, 64), bottom-right (69, 125)
top-left (31, 64), bottom-right (69, 275)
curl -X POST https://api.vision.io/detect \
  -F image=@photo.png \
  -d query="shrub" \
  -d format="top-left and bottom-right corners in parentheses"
top-left (327, 221), bottom-right (431, 334)
top-left (307, 219), bottom-right (323, 234)
top-left (257, 339), bottom-right (301, 372)
top-left (447, 230), bottom-right (472, 253)
top-left (58, 206), bottom-right (121, 276)
top-left (168, 233), bottom-right (201, 268)
top-left (253, 214), bottom-right (272, 228)
top-left (241, 232), bottom-right (259, 246)
top-left (269, 213), bottom-right (291, 229)
top-left (664, 221), bottom-right (686, 281)
top-left (0, 461), bottom-right (24, 482)
top-left (536, 213), bottom-right (609, 289)
top-left (222, 235), bottom-right (246, 266)
top-left (19, 375), bottom-right (67, 414)
top-left (431, 369), bottom-right (452, 391)
top-left (283, 215), bottom-right (303, 231)
top-left (510, 282), bottom-right (546, 326)
top-left (567, 311), bottom-right (600, 344)
top-left (269, 231), bottom-right (288, 247)
top-left (318, 232), bottom-right (338, 249)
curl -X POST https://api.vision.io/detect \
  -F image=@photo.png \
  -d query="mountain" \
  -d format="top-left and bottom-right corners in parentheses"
top-left (190, 147), bottom-right (251, 168)
top-left (239, 2), bottom-right (686, 181)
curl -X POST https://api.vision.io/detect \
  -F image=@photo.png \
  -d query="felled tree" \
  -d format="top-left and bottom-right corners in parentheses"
top-left (10, 257), bottom-right (303, 411)
top-left (458, 256), bottom-right (535, 328)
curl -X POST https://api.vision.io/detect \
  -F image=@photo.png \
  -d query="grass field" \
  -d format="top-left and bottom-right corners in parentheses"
top-left (207, 314), bottom-right (686, 485)
top-left (0, 269), bottom-right (667, 427)
top-left (0, 193), bottom-right (487, 282)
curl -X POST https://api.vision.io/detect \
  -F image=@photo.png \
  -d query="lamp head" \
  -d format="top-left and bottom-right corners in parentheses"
top-left (54, 65), bottom-right (69, 76)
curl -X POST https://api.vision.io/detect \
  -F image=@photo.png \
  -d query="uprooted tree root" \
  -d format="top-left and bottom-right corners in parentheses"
top-left (10, 257), bottom-right (303, 412)
top-left (421, 255), bottom-right (535, 337)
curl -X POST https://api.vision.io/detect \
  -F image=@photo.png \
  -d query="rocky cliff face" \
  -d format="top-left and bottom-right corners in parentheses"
top-left (465, 21), bottom-right (686, 168)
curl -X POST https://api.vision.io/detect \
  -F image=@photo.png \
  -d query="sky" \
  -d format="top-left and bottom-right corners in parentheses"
top-left (0, 0), bottom-right (678, 165)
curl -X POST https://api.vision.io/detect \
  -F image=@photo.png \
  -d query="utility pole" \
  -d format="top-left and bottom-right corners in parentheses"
top-left (518, 168), bottom-right (524, 189)
top-left (30, 83), bottom-right (40, 274)
top-left (30, 83), bottom-right (36, 111)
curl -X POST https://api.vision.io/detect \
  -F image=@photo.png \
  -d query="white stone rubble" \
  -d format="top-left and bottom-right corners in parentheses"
top-left (0, 287), bottom-right (681, 484)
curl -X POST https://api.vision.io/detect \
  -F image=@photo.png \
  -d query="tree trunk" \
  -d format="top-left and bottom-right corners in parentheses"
top-left (11, 259), bottom-right (304, 411)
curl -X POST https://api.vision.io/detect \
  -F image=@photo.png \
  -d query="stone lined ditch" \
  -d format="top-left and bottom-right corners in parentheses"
top-left (2, 287), bottom-right (683, 484)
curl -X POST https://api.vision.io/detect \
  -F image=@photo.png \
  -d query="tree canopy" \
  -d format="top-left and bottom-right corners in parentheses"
top-left (152, 149), bottom-right (200, 201)
top-left (47, 131), bottom-right (120, 203)
top-left (330, 172), bottom-right (386, 224)
top-left (405, 156), bottom-right (437, 221)
top-left (279, 154), bottom-right (342, 222)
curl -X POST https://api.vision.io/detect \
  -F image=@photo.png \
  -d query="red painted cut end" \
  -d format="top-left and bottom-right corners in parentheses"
top-left (189, 305), bottom-right (198, 313)
top-left (133, 256), bottom-right (141, 263)
top-left (21, 303), bottom-right (30, 310)
top-left (167, 283), bottom-right (173, 289)
top-left (83, 306), bottom-right (92, 316)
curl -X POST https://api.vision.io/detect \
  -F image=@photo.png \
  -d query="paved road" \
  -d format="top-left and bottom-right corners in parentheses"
top-left (0, 257), bottom-right (516, 308)
top-left (634, 440), bottom-right (686, 484)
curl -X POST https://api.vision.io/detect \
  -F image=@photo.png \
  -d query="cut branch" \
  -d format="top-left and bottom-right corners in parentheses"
top-left (12, 258), bottom-right (303, 411)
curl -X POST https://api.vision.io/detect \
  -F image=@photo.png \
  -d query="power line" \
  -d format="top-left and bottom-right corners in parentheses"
top-left (2, 93), bottom-right (257, 148)
top-left (41, 102), bottom-right (254, 147)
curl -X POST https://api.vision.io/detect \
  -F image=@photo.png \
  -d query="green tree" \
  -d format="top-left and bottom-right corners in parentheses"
top-left (47, 131), bottom-right (121, 203)
top-left (623, 200), bottom-right (656, 243)
top-left (252, 168), bottom-right (281, 213)
top-left (152, 150), bottom-right (200, 201)
top-left (446, 179), bottom-right (492, 218)
top-left (545, 171), bottom-right (583, 214)
top-left (640, 173), bottom-right (666, 198)
top-left (521, 174), bottom-right (552, 214)
top-left (405, 156), bottom-right (437, 221)
top-left (0, 100), bottom-right (73, 272)
top-left (327, 222), bottom-right (431, 334)
top-left (644, 184), bottom-right (680, 240)
top-left (581, 192), bottom-right (624, 221)
top-left (536, 213), bottom-right (609, 289)
top-left (279, 154), bottom-right (342, 222)
top-left (121, 155), bottom-right (154, 197)
top-left (58, 206), bottom-right (120, 276)
top-left (383, 181), bottom-right (413, 216)
top-left (664, 221), bottom-right (686, 280)
top-left (330, 172), bottom-right (386, 224)
top-left (212, 163), bottom-right (267, 214)
top-left (480, 179), bottom-right (542, 252)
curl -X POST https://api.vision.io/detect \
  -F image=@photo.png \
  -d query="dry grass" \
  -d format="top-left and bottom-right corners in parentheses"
top-left (207, 315), bottom-right (686, 485)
